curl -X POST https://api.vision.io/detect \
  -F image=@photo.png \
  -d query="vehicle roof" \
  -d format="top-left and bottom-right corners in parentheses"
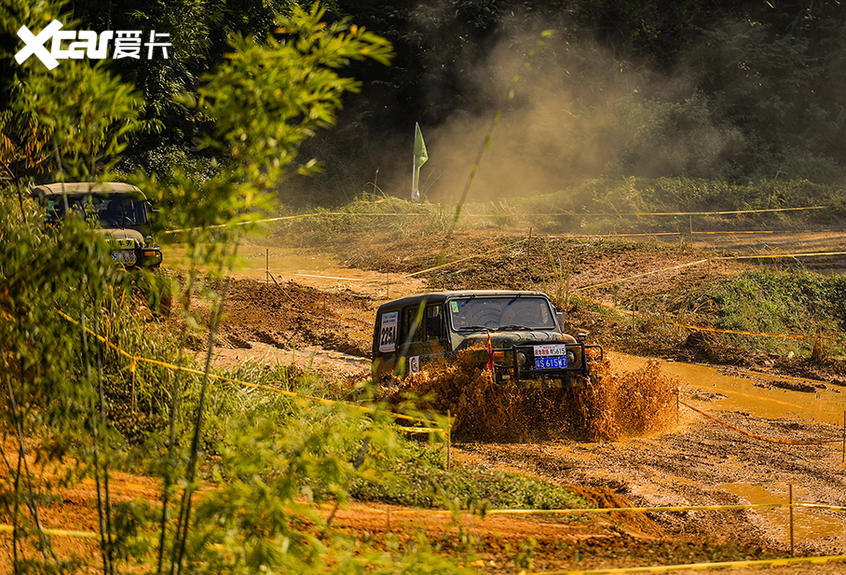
top-left (377, 290), bottom-right (551, 311)
top-left (32, 182), bottom-right (145, 198)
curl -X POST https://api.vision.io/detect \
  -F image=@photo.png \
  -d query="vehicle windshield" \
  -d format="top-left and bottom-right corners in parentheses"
top-left (47, 194), bottom-right (149, 228)
top-left (448, 296), bottom-right (556, 331)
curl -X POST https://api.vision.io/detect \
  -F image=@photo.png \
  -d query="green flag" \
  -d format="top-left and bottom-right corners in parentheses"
top-left (414, 122), bottom-right (428, 166)
top-left (412, 122), bottom-right (428, 202)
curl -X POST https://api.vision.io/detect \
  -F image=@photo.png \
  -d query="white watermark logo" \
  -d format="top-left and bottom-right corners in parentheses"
top-left (15, 20), bottom-right (171, 70)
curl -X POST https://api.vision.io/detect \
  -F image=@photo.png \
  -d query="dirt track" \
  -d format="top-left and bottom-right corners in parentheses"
top-left (157, 233), bottom-right (846, 570)
top-left (201, 271), bottom-right (846, 568)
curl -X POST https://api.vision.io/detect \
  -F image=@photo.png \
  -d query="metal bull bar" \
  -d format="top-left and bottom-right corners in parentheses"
top-left (492, 341), bottom-right (604, 384)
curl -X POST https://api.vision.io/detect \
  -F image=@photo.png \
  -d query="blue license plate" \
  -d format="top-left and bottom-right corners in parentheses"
top-left (111, 250), bottom-right (136, 265)
top-left (534, 356), bottom-right (567, 370)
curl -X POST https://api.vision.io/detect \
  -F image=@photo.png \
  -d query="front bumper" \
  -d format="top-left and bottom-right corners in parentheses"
top-left (492, 341), bottom-right (604, 385)
top-left (111, 246), bottom-right (162, 269)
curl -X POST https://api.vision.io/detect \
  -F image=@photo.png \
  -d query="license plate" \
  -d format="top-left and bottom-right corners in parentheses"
top-left (111, 250), bottom-right (136, 265)
top-left (535, 356), bottom-right (567, 370)
top-left (534, 344), bottom-right (567, 357)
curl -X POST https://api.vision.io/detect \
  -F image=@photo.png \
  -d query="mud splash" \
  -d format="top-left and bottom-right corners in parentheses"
top-left (383, 350), bottom-right (679, 442)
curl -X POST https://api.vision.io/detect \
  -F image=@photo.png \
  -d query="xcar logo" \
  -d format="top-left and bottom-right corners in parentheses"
top-left (15, 20), bottom-right (171, 70)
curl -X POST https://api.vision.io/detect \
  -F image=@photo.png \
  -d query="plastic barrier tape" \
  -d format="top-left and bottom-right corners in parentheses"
top-left (577, 295), bottom-right (814, 340)
top-left (714, 250), bottom-right (846, 260)
top-left (476, 206), bottom-right (827, 218)
top-left (402, 238), bottom-right (528, 278)
top-left (360, 501), bottom-right (792, 517)
top-left (0, 524), bottom-right (99, 540)
top-left (163, 212), bottom-right (429, 234)
top-left (795, 502), bottom-right (846, 511)
top-left (162, 205), bottom-right (829, 235)
top-left (525, 554), bottom-right (846, 575)
top-left (575, 260), bottom-right (708, 292)
top-left (679, 400), bottom-right (840, 445)
top-left (53, 310), bottom-right (438, 427)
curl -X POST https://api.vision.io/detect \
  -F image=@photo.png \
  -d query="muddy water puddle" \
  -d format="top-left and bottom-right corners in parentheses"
top-left (606, 352), bottom-right (845, 550)
top-left (718, 483), bottom-right (846, 544)
top-left (608, 351), bottom-right (846, 426)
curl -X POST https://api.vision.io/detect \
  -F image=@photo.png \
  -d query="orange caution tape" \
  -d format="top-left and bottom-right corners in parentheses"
top-left (526, 554), bottom-right (846, 575)
top-left (714, 250), bottom-right (846, 260)
top-left (53, 309), bottom-right (437, 426)
top-left (679, 400), bottom-right (840, 445)
top-left (577, 295), bottom-right (816, 340)
top-left (575, 260), bottom-right (708, 292)
top-left (402, 238), bottom-right (528, 278)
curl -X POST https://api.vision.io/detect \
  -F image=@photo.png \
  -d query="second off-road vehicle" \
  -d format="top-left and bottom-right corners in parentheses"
top-left (372, 290), bottom-right (602, 386)
top-left (32, 182), bottom-right (163, 269)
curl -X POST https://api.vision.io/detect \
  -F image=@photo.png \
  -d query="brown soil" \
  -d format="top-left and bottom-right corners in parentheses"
top-left (0, 452), bottom-right (813, 575)
top-left (285, 226), bottom-right (846, 385)
top-left (68, 229), bottom-right (841, 572)
top-left (211, 277), bottom-right (375, 359)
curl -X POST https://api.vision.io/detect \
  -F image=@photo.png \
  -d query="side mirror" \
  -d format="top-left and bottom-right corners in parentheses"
top-left (556, 311), bottom-right (565, 328)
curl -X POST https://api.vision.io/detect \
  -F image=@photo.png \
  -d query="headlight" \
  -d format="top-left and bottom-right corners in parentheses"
top-left (517, 351), bottom-right (528, 367)
top-left (567, 351), bottom-right (576, 366)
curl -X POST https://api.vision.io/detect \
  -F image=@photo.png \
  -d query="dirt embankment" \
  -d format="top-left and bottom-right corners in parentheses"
top-left (198, 277), bottom-right (376, 360)
top-left (287, 227), bottom-right (846, 384)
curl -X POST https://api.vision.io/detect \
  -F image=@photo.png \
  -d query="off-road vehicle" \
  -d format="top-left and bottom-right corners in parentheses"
top-left (32, 182), bottom-right (163, 269)
top-left (372, 290), bottom-right (603, 385)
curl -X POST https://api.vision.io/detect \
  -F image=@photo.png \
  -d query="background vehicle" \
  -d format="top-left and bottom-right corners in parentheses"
top-left (32, 182), bottom-right (163, 269)
top-left (372, 290), bottom-right (603, 385)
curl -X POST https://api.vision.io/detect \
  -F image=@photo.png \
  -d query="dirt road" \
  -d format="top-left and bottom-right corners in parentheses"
top-left (171, 238), bottom-right (846, 571)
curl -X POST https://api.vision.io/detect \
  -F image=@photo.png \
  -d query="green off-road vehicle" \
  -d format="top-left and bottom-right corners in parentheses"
top-left (32, 182), bottom-right (163, 269)
top-left (372, 290), bottom-right (603, 385)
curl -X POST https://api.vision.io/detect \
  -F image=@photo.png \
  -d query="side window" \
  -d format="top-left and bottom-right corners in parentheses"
top-left (402, 305), bottom-right (425, 344)
top-left (424, 305), bottom-right (444, 341)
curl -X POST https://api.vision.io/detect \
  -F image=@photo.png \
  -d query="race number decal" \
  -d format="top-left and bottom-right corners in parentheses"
top-left (379, 311), bottom-right (398, 353)
top-left (409, 355), bottom-right (420, 374)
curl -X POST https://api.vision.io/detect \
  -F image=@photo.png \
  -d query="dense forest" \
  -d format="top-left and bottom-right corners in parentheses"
top-left (4, 1), bottom-right (846, 204)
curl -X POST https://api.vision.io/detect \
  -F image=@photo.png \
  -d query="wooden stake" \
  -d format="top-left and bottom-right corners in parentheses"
top-left (676, 387), bottom-right (680, 424)
top-left (265, 248), bottom-right (269, 285)
top-left (386, 507), bottom-right (391, 531)
top-left (130, 365), bottom-right (136, 415)
top-left (689, 215), bottom-right (693, 236)
top-left (789, 484), bottom-right (794, 556)
top-left (385, 271), bottom-right (390, 299)
top-left (841, 410), bottom-right (845, 464)
top-left (446, 409), bottom-right (452, 471)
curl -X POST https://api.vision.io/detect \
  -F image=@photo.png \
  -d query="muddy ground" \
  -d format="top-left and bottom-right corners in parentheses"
top-left (18, 230), bottom-right (838, 572)
top-left (181, 230), bottom-right (846, 571)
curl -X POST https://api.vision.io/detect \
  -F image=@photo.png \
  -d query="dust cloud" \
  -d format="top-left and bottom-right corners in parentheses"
top-left (411, 16), bottom-right (742, 204)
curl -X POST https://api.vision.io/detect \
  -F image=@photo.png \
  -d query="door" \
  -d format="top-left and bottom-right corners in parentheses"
top-left (399, 302), bottom-right (447, 375)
